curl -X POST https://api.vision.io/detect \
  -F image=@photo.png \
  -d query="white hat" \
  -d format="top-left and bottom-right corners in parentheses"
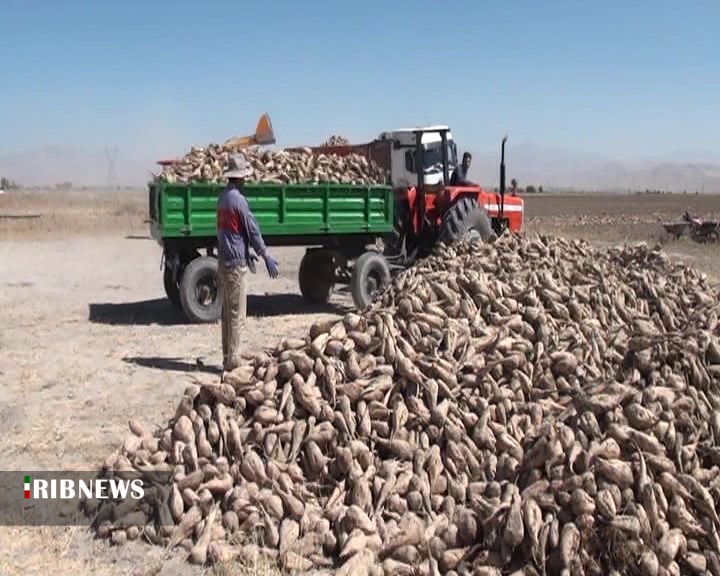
top-left (223, 154), bottom-right (254, 179)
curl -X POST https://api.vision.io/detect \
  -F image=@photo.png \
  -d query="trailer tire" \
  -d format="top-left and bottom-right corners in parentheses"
top-left (438, 196), bottom-right (496, 245)
top-left (299, 250), bottom-right (335, 304)
top-left (163, 265), bottom-right (182, 308)
top-left (179, 256), bottom-right (222, 323)
top-left (351, 251), bottom-right (391, 310)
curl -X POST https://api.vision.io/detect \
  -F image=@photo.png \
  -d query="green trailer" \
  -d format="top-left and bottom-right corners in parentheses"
top-left (148, 181), bottom-right (396, 322)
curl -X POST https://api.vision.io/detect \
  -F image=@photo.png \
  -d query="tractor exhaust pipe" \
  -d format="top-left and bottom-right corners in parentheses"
top-left (414, 130), bottom-right (425, 239)
top-left (499, 135), bottom-right (507, 229)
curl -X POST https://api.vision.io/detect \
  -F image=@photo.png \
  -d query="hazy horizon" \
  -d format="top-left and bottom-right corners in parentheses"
top-left (2, 140), bottom-right (719, 193)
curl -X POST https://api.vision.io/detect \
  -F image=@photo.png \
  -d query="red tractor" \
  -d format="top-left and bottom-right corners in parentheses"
top-left (291, 125), bottom-right (524, 308)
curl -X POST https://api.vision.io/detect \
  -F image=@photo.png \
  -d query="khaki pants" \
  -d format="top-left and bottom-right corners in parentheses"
top-left (218, 263), bottom-right (248, 372)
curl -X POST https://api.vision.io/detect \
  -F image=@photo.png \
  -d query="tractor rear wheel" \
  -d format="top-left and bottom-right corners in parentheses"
top-left (299, 250), bottom-right (335, 304)
top-left (350, 251), bottom-right (391, 310)
top-left (163, 249), bottom-right (200, 309)
top-left (438, 196), bottom-right (496, 245)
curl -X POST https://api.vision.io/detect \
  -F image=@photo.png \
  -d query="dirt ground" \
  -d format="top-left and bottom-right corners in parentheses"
top-left (1, 189), bottom-right (719, 575)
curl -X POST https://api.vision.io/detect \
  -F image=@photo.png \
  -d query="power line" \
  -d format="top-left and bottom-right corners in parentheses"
top-left (105, 147), bottom-right (118, 189)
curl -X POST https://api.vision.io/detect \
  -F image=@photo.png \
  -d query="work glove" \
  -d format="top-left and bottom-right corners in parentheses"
top-left (264, 254), bottom-right (279, 279)
top-left (247, 253), bottom-right (258, 274)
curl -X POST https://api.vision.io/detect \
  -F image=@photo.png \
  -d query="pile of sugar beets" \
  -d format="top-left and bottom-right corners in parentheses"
top-left (88, 233), bottom-right (720, 576)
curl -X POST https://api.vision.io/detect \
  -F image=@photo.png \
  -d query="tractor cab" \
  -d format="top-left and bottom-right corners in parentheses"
top-left (377, 126), bottom-right (460, 189)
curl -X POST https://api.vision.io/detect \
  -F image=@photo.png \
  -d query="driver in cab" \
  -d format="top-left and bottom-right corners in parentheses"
top-left (451, 152), bottom-right (475, 186)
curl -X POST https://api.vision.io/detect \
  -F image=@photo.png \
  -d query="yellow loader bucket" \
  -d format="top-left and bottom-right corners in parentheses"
top-left (224, 113), bottom-right (276, 150)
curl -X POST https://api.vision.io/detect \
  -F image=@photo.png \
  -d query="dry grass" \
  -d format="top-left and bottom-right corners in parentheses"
top-left (0, 525), bottom-right (286, 576)
top-left (0, 188), bottom-right (147, 239)
top-left (211, 553), bottom-right (285, 576)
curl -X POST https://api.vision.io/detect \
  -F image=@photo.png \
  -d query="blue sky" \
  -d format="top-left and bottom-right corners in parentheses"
top-left (2, 0), bottom-right (719, 163)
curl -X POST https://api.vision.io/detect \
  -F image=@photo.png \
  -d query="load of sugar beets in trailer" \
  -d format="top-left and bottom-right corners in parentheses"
top-left (83, 209), bottom-right (720, 576)
top-left (153, 130), bottom-right (387, 185)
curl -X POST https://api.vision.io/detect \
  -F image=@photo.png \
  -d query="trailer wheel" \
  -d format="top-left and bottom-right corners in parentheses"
top-left (439, 196), bottom-right (496, 245)
top-left (299, 250), bottom-right (335, 304)
top-left (163, 265), bottom-right (182, 308)
top-left (179, 256), bottom-right (222, 323)
top-left (351, 251), bottom-right (391, 310)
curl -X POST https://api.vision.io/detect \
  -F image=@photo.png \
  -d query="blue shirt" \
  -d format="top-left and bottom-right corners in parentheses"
top-left (216, 184), bottom-right (267, 268)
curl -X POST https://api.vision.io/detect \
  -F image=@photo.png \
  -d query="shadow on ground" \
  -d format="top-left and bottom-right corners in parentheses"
top-left (88, 299), bottom-right (186, 326)
top-left (247, 294), bottom-right (348, 317)
top-left (88, 294), bottom-right (347, 325)
top-left (123, 356), bottom-right (221, 375)
top-left (0, 214), bottom-right (42, 220)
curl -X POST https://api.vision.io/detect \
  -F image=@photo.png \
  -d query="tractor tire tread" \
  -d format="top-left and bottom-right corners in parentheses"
top-left (179, 256), bottom-right (222, 324)
top-left (350, 251), bottom-right (391, 310)
top-left (438, 196), bottom-right (495, 245)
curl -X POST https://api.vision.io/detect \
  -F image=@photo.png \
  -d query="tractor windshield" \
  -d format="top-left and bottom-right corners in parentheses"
top-left (423, 141), bottom-right (458, 171)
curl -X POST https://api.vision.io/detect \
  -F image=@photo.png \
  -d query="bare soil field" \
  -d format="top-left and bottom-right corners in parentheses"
top-left (1, 189), bottom-right (719, 575)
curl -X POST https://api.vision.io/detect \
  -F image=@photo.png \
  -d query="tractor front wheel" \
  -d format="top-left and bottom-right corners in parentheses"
top-left (179, 256), bottom-right (222, 323)
top-left (350, 251), bottom-right (391, 310)
top-left (438, 196), bottom-right (496, 245)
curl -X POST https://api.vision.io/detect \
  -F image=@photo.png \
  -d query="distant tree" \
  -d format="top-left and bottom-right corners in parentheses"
top-left (526, 185), bottom-right (537, 194)
top-left (0, 176), bottom-right (21, 190)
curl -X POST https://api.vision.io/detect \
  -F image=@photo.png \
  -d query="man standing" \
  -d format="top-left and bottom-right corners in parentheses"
top-left (216, 154), bottom-right (278, 375)
top-left (451, 152), bottom-right (474, 186)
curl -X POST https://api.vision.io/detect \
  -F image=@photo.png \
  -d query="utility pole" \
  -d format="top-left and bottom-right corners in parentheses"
top-left (105, 147), bottom-right (118, 189)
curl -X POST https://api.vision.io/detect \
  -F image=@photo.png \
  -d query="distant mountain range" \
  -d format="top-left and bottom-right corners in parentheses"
top-left (1, 143), bottom-right (719, 193)
top-left (469, 143), bottom-right (720, 193)
top-left (0, 146), bottom-right (155, 188)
